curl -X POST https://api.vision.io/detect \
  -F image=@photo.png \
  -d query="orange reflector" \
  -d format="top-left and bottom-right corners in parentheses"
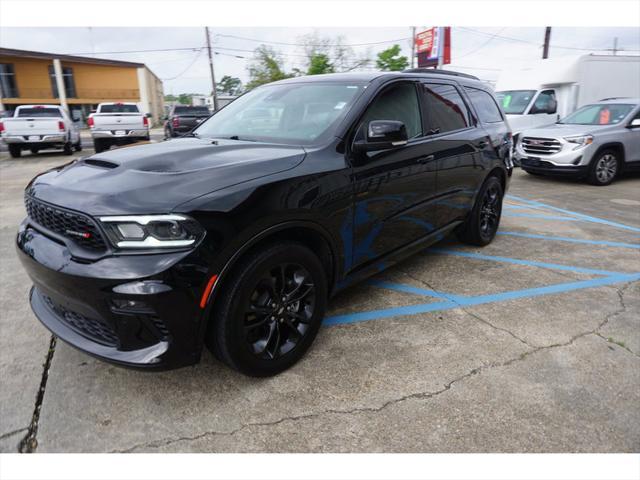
top-left (199, 274), bottom-right (218, 309)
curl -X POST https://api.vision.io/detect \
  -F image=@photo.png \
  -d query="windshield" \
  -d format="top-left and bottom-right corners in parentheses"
top-left (99, 104), bottom-right (140, 113)
top-left (17, 108), bottom-right (62, 118)
top-left (194, 82), bottom-right (365, 145)
top-left (495, 90), bottom-right (536, 114)
top-left (559, 103), bottom-right (635, 125)
top-left (174, 106), bottom-right (210, 115)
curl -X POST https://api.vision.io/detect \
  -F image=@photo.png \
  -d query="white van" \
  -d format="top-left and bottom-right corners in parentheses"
top-left (495, 55), bottom-right (640, 139)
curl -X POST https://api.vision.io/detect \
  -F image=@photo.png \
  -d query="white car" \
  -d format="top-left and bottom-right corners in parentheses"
top-left (88, 102), bottom-right (150, 153)
top-left (0, 105), bottom-right (81, 158)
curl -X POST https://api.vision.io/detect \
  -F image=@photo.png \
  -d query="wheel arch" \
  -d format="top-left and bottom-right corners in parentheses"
top-left (590, 142), bottom-right (626, 168)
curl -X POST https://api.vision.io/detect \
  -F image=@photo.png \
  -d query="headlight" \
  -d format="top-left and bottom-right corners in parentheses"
top-left (564, 135), bottom-right (593, 148)
top-left (99, 214), bottom-right (205, 249)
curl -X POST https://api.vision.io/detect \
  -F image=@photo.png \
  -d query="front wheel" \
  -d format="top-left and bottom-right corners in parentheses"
top-left (588, 150), bottom-right (619, 186)
top-left (93, 139), bottom-right (107, 153)
top-left (63, 142), bottom-right (73, 155)
top-left (206, 242), bottom-right (327, 377)
top-left (457, 175), bottom-right (504, 246)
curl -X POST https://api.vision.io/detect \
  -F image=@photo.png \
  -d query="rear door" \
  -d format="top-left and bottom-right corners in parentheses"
top-left (419, 81), bottom-right (485, 228)
top-left (11, 107), bottom-right (62, 136)
top-left (94, 104), bottom-right (143, 130)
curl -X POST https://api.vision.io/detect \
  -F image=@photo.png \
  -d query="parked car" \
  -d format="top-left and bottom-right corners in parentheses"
top-left (164, 105), bottom-right (211, 138)
top-left (88, 102), bottom-right (150, 153)
top-left (17, 70), bottom-right (512, 376)
top-left (517, 98), bottom-right (640, 185)
top-left (495, 55), bottom-right (640, 151)
top-left (0, 105), bottom-right (81, 158)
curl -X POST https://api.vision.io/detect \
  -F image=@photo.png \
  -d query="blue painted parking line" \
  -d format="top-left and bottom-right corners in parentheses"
top-left (429, 249), bottom-right (624, 277)
top-left (507, 194), bottom-right (640, 233)
top-left (367, 280), bottom-right (465, 301)
top-left (502, 212), bottom-right (581, 221)
top-left (497, 231), bottom-right (640, 249)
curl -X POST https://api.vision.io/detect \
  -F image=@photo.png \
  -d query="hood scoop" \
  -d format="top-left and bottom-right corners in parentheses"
top-left (84, 158), bottom-right (119, 169)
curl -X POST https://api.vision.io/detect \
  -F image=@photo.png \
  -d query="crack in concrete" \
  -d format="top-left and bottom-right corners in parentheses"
top-left (396, 268), bottom-right (536, 349)
top-left (594, 282), bottom-right (639, 359)
top-left (18, 335), bottom-right (56, 453)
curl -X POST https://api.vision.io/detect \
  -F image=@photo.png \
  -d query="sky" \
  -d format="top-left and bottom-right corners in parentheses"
top-left (1, 26), bottom-right (639, 94)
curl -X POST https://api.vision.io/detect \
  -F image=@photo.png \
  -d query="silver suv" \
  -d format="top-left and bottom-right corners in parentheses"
top-left (516, 98), bottom-right (640, 185)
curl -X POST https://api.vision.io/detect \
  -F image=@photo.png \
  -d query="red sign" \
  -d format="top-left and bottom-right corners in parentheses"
top-left (415, 28), bottom-right (437, 56)
top-left (416, 27), bottom-right (451, 68)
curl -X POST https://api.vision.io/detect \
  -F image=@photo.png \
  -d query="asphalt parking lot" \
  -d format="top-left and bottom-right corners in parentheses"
top-left (1, 146), bottom-right (639, 453)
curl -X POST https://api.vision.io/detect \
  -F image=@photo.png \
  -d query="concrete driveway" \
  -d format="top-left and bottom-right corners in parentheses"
top-left (1, 150), bottom-right (638, 453)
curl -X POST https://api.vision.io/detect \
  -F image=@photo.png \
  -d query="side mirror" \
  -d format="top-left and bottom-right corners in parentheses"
top-left (628, 118), bottom-right (640, 128)
top-left (353, 120), bottom-right (408, 153)
top-left (547, 99), bottom-right (557, 114)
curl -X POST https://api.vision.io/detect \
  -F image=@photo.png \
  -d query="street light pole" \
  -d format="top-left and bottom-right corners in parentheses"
top-left (542, 26), bottom-right (552, 59)
top-left (411, 26), bottom-right (416, 68)
top-left (205, 26), bottom-right (219, 111)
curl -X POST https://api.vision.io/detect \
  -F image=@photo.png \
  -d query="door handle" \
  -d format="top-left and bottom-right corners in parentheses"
top-left (417, 155), bottom-right (435, 164)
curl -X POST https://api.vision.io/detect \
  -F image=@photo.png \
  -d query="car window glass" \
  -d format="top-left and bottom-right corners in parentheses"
top-left (560, 103), bottom-right (635, 125)
top-left (531, 90), bottom-right (556, 113)
top-left (99, 104), bottom-right (140, 113)
top-left (361, 83), bottom-right (422, 139)
top-left (464, 87), bottom-right (503, 123)
top-left (17, 108), bottom-right (62, 118)
top-left (423, 83), bottom-right (469, 133)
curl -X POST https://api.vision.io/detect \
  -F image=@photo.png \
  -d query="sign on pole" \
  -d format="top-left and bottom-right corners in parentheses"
top-left (416, 27), bottom-right (451, 68)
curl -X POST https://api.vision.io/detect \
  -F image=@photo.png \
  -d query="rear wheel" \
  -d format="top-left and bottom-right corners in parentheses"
top-left (93, 139), bottom-right (107, 153)
top-left (206, 242), bottom-right (327, 377)
top-left (457, 175), bottom-right (503, 246)
top-left (63, 142), bottom-right (73, 155)
top-left (74, 140), bottom-right (82, 152)
top-left (8, 145), bottom-right (21, 158)
top-left (588, 150), bottom-right (619, 186)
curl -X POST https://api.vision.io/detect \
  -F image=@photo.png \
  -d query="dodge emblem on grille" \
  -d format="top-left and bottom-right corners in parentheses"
top-left (65, 229), bottom-right (92, 239)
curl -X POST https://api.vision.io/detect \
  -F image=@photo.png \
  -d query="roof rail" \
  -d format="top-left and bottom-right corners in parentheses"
top-left (402, 68), bottom-right (480, 80)
top-left (599, 97), bottom-right (630, 101)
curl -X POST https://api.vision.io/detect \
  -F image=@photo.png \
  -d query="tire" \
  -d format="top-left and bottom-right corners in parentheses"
top-left (457, 175), bottom-right (504, 247)
top-left (8, 145), bottom-right (21, 158)
top-left (588, 149), bottom-right (619, 186)
top-left (93, 139), bottom-right (107, 153)
top-left (30, 148), bottom-right (39, 155)
top-left (74, 141), bottom-right (82, 152)
top-left (63, 142), bottom-right (73, 155)
top-left (206, 242), bottom-right (327, 377)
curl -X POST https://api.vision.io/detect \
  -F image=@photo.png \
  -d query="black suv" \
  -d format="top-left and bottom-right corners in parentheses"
top-left (164, 105), bottom-right (211, 138)
top-left (17, 71), bottom-right (512, 376)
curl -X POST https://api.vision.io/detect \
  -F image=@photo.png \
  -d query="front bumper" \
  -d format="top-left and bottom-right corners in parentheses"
top-left (515, 139), bottom-right (595, 177)
top-left (91, 129), bottom-right (149, 139)
top-left (16, 220), bottom-right (209, 370)
top-left (2, 134), bottom-right (66, 144)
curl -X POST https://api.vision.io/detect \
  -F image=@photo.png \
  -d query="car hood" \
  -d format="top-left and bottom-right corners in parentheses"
top-left (27, 138), bottom-right (306, 215)
top-left (521, 123), bottom-right (610, 138)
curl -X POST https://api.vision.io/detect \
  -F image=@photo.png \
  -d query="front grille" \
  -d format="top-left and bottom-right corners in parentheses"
top-left (43, 295), bottom-right (119, 347)
top-left (521, 137), bottom-right (562, 155)
top-left (24, 195), bottom-right (107, 252)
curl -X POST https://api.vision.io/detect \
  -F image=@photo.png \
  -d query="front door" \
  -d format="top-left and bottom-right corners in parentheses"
top-left (349, 81), bottom-right (439, 270)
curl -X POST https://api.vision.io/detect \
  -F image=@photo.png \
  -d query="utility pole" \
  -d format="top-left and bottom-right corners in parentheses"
top-left (411, 26), bottom-right (416, 68)
top-left (613, 37), bottom-right (618, 55)
top-left (542, 26), bottom-right (552, 59)
top-left (205, 27), bottom-right (219, 111)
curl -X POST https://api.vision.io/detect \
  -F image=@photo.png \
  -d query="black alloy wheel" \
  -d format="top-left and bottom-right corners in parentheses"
top-left (244, 263), bottom-right (316, 360)
top-left (207, 242), bottom-right (327, 376)
top-left (457, 175), bottom-right (503, 246)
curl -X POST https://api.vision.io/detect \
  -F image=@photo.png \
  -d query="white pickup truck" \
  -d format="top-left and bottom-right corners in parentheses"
top-left (0, 105), bottom-right (81, 158)
top-left (88, 102), bottom-right (150, 153)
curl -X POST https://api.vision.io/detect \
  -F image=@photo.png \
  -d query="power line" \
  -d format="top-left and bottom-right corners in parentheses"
top-left (455, 27), bottom-right (507, 58)
top-left (161, 49), bottom-right (204, 81)
top-left (214, 33), bottom-right (411, 48)
top-left (70, 47), bottom-right (203, 55)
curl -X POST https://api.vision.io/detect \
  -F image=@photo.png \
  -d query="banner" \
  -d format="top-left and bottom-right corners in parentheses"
top-left (416, 27), bottom-right (451, 68)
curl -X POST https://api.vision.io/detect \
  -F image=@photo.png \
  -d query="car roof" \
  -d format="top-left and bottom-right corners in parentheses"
top-left (596, 97), bottom-right (640, 105)
top-left (269, 70), bottom-right (486, 88)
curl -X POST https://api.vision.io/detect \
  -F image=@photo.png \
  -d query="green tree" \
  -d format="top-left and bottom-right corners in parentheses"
top-left (307, 53), bottom-right (334, 75)
top-left (217, 75), bottom-right (242, 95)
top-left (177, 93), bottom-right (192, 105)
top-left (164, 94), bottom-right (178, 102)
top-left (376, 44), bottom-right (409, 71)
top-left (246, 45), bottom-right (294, 90)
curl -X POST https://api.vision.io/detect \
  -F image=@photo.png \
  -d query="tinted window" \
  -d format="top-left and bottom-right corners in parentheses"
top-left (99, 104), bottom-right (140, 113)
top-left (0, 64), bottom-right (19, 97)
top-left (465, 88), bottom-right (503, 123)
top-left (174, 106), bottom-right (210, 115)
top-left (17, 108), bottom-right (62, 118)
top-left (531, 90), bottom-right (556, 114)
top-left (361, 82), bottom-right (422, 139)
top-left (423, 83), bottom-right (469, 133)
top-left (495, 90), bottom-right (535, 114)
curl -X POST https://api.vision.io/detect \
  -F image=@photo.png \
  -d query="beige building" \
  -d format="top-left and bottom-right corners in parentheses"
top-left (0, 48), bottom-right (165, 125)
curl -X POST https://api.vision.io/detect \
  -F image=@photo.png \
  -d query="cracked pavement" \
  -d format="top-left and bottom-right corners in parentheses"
top-left (1, 151), bottom-right (639, 453)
